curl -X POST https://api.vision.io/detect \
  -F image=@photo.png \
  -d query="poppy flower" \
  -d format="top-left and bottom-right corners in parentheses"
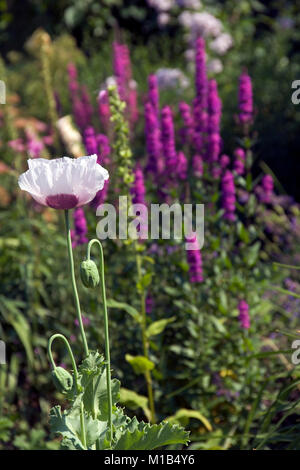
top-left (18, 154), bottom-right (109, 210)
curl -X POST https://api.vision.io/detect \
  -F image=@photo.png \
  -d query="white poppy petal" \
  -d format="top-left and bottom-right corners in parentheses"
top-left (18, 155), bottom-right (109, 210)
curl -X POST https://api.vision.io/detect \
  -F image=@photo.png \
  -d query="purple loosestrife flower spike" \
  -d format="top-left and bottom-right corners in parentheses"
top-left (145, 102), bottom-right (163, 176)
top-left (179, 101), bottom-right (194, 145)
top-left (207, 79), bottom-right (222, 163)
top-left (71, 207), bottom-right (88, 247)
top-left (220, 154), bottom-right (230, 170)
top-left (222, 170), bottom-right (236, 221)
top-left (259, 174), bottom-right (274, 203)
top-left (131, 164), bottom-right (148, 239)
top-left (186, 235), bottom-right (203, 283)
top-left (238, 72), bottom-right (253, 125)
top-left (233, 147), bottom-right (246, 175)
top-left (97, 134), bottom-right (111, 165)
top-left (193, 37), bottom-right (208, 154)
top-left (148, 74), bottom-right (159, 118)
top-left (90, 134), bottom-right (111, 209)
top-left (84, 127), bottom-right (98, 156)
top-left (238, 300), bottom-right (250, 329)
top-left (177, 151), bottom-right (188, 181)
top-left (131, 164), bottom-right (146, 206)
top-left (98, 90), bottom-right (110, 132)
top-left (161, 106), bottom-right (177, 177)
top-left (192, 154), bottom-right (203, 177)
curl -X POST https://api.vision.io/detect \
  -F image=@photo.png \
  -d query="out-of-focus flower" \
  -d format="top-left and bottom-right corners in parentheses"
top-left (186, 234), bottom-right (203, 283)
top-left (222, 170), bottom-right (236, 221)
top-left (207, 79), bottom-right (222, 163)
top-left (233, 147), bottom-right (246, 175)
top-left (155, 68), bottom-right (190, 90)
top-left (18, 155), bottom-right (109, 209)
top-left (8, 138), bottom-right (25, 152)
top-left (238, 72), bottom-right (253, 125)
top-left (257, 174), bottom-right (274, 204)
top-left (148, 0), bottom-right (174, 11)
top-left (177, 151), bottom-right (188, 180)
top-left (194, 37), bottom-right (208, 154)
top-left (0, 186), bottom-right (11, 207)
top-left (161, 106), bottom-right (177, 177)
top-left (158, 13), bottom-right (170, 27)
top-left (180, 12), bottom-right (222, 39)
top-left (207, 59), bottom-right (223, 74)
top-left (56, 115), bottom-right (85, 158)
top-left (238, 300), bottom-right (250, 329)
top-left (277, 16), bottom-right (294, 30)
top-left (145, 101), bottom-right (163, 176)
top-left (192, 154), bottom-right (203, 177)
top-left (220, 154), bottom-right (230, 170)
top-left (72, 207), bottom-right (88, 247)
top-left (210, 33), bottom-right (233, 55)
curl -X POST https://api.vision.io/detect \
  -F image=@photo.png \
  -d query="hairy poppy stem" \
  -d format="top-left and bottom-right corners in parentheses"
top-left (64, 209), bottom-right (89, 357)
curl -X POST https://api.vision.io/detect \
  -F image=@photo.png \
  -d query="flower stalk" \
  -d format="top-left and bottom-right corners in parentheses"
top-left (64, 209), bottom-right (89, 357)
top-left (136, 251), bottom-right (156, 424)
top-left (86, 239), bottom-right (113, 443)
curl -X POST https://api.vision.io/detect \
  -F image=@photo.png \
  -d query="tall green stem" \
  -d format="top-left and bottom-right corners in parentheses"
top-left (87, 239), bottom-right (113, 443)
top-left (136, 251), bottom-right (156, 423)
top-left (64, 210), bottom-right (89, 357)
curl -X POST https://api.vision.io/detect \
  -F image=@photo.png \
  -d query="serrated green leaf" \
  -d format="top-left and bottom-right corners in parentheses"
top-left (113, 420), bottom-right (189, 450)
top-left (79, 352), bottom-right (120, 421)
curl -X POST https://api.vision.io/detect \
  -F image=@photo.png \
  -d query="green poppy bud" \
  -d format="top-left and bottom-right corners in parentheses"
top-left (80, 259), bottom-right (100, 288)
top-left (51, 367), bottom-right (73, 393)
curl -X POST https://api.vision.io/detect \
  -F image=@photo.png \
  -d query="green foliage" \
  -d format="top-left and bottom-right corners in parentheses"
top-left (50, 352), bottom-right (189, 450)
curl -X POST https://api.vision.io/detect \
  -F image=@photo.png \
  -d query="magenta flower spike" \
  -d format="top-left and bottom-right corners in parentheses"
top-left (238, 72), bottom-right (253, 125)
top-left (72, 207), bottom-right (89, 247)
top-left (148, 74), bottom-right (160, 118)
top-left (186, 235), bottom-right (204, 283)
top-left (238, 300), bottom-right (250, 329)
top-left (221, 170), bottom-right (236, 221)
top-left (207, 79), bottom-right (222, 163)
top-left (233, 147), bottom-right (246, 175)
top-left (161, 105), bottom-right (177, 177)
top-left (179, 101), bottom-right (194, 145)
top-left (145, 102), bottom-right (163, 176)
top-left (193, 37), bottom-right (208, 154)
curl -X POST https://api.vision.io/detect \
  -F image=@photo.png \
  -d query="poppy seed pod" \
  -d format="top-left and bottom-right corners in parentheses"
top-left (51, 367), bottom-right (73, 394)
top-left (80, 259), bottom-right (100, 288)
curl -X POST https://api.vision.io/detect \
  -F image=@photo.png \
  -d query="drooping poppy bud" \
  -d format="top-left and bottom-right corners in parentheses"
top-left (80, 259), bottom-right (100, 288)
top-left (51, 366), bottom-right (73, 394)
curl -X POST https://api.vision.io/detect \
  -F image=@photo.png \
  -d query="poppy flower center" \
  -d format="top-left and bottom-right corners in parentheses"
top-left (46, 194), bottom-right (79, 210)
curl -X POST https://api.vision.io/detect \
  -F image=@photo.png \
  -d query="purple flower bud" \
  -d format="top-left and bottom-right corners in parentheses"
top-left (161, 106), bottom-right (177, 177)
top-left (145, 102), bottom-right (163, 176)
top-left (220, 154), bottom-right (230, 170)
top-left (233, 147), bottom-right (246, 175)
top-left (193, 37), bottom-right (208, 154)
top-left (238, 300), bottom-right (250, 329)
top-left (72, 207), bottom-right (88, 247)
top-left (258, 174), bottom-right (274, 203)
top-left (186, 235), bottom-right (203, 283)
top-left (177, 151), bottom-right (188, 181)
top-left (179, 101), bottom-right (194, 145)
top-left (192, 154), bottom-right (203, 177)
top-left (238, 72), bottom-right (253, 125)
top-left (148, 74), bottom-right (159, 118)
top-left (222, 170), bottom-right (236, 221)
